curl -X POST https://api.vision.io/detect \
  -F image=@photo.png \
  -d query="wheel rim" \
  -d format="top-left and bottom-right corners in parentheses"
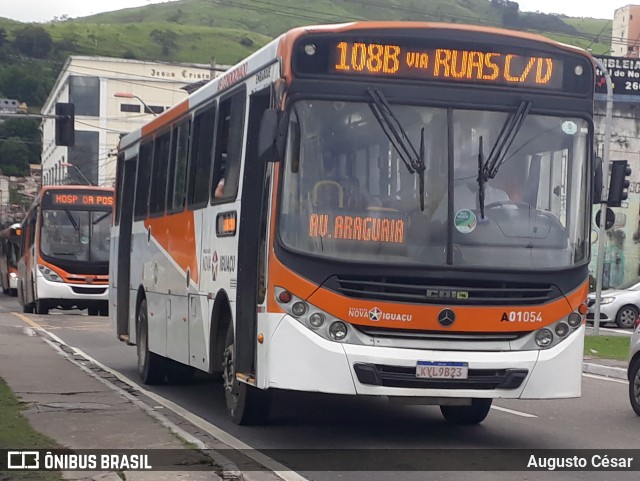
top-left (634, 368), bottom-right (640, 407)
top-left (619, 308), bottom-right (637, 328)
top-left (223, 341), bottom-right (240, 413)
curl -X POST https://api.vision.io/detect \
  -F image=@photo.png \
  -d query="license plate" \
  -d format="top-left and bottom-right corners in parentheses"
top-left (416, 361), bottom-right (468, 379)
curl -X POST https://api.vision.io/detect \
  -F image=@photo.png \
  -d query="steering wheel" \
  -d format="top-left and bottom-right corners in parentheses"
top-left (485, 200), bottom-right (530, 210)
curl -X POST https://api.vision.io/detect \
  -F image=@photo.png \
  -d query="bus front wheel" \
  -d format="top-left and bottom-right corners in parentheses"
top-left (440, 398), bottom-right (492, 425)
top-left (223, 324), bottom-right (271, 425)
top-left (136, 299), bottom-right (166, 384)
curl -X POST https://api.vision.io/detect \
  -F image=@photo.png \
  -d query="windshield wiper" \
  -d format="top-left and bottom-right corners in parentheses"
top-left (367, 88), bottom-right (427, 211)
top-left (92, 212), bottom-right (110, 225)
top-left (477, 100), bottom-right (531, 218)
top-left (64, 210), bottom-right (80, 231)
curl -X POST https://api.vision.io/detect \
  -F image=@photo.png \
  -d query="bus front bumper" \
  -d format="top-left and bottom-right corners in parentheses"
top-left (260, 314), bottom-right (584, 399)
top-left (36, 275), bottom-right (108, 302)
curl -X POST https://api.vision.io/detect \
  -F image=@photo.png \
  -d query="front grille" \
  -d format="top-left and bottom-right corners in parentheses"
top-left (333, 276), bottom-right (557, 306)
top-left (355, 325), bottom-right (524, 342)
top-left (71, 286), bottom-right (107, 295)
top-left (354, 363), bottom-right (528, 390)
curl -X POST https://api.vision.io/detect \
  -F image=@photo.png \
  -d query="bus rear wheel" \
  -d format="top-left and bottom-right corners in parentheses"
top-left (223, 324), bottom-right (271, 425)
top-left (440, 398), bottom-right (492, 425)
top-left (35, 300), bottom-right (49, 315)
top-left (136, 299), bottom-right (166, 384)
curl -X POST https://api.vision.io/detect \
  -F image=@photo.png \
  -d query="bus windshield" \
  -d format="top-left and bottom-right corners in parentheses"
top-left (40, 209), bottom-right (111, 263)
top-left (279, 99), bottom-right (590, 270)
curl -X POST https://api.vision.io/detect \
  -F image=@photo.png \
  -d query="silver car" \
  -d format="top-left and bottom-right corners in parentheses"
top-left (628, 319), bottom-right (640, 415)
top-left (587, 277), bottom-right (640, 328)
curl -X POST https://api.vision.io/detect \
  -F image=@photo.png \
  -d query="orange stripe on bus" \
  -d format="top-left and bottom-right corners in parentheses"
top-left (307, 281), bottom-right (587, 333)
top-left (144, 210), bottom-right (199, 284)
top-left (141, 100), bottom-right (189, 138)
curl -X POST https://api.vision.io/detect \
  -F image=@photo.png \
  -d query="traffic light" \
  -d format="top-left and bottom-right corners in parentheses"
top-left (55, 102), bottom-right (75, 146)
top-left (607, 160), bottom-right (632, 207)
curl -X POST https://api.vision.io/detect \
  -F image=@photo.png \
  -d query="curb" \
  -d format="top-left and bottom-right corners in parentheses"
top-left (583, 362), bottom-right (627, 380)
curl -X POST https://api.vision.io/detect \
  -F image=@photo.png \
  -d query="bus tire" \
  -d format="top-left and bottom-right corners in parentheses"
top-left (88, 307), bottom-right (99, 316)
top-left (35, 300), bottom-right (49, 315)
top-left (440, 398), bottom-right (492, 425)
top-left (223, 324), bottom-right (271, 425)
top-left (136, 298), bottom-right (166, 385)
top-left (22, 303), bottom-right (34, 314)
top-left (165, 359), bottom-right (195, 384)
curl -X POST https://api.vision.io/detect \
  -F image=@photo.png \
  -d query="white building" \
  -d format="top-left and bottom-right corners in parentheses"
top-left (40, 56), bottom-right (221, 187)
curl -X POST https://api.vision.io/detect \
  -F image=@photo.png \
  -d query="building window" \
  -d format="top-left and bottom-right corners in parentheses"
top-left (69, 76), bottom-right (100, 116)
top-left (146, 105), bottom-right (165, 114)
top-left (69, 131), bottom-right (99, 185)
top-left (120, 104), bottom-right (141, 113)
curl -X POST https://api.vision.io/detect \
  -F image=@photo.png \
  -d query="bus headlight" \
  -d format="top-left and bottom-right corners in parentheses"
top-left (535, 328), bottom-right (553, 348)
top-left (291, 301), bottom-right (308, 317)
top-left (9, 272), bottom-right (17, 278)
top-left (309, 312), bottom-right (325, 328)
top-left (328, 321), bottom-right (348, 341)
top-left (275, 287), bottom-right (368, 344)
top-left (38, 264), bottom-right (62, 283)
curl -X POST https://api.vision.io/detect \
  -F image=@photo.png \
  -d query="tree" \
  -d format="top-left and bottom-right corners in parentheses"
top-left (0, 137), bottom-right (30, 176)
top-left (13, 26), bottom-right (53, 58)
top-left (0, 27), bottom-right (7, 47)
top-left (149, 29), bottom-right (179, 56)
top-left (0, 118), bottom-right (41, 165)
top-left (0, 64), bottom-right (51, 106)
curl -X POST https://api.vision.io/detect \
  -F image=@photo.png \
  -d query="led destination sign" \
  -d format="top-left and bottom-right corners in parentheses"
top-left (309, 213), bottom-right (405, 244)
top-left (330, 42), bottom-right (563, 90)
top-left (43, 191), bottom-right (114, 209)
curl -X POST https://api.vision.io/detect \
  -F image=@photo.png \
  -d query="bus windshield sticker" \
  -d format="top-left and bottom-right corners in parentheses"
top-left (454, 209), bottom-right (477, 234)
top-left (562, 121), bottom-right (578, 135)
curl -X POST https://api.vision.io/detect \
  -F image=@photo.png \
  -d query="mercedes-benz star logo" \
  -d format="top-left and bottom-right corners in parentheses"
top-left (438, 308), bottom-right (456, 327)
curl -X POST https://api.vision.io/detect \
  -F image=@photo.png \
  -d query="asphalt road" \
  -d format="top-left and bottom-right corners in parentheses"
top-left (2, 295), bottom-right (640, 481)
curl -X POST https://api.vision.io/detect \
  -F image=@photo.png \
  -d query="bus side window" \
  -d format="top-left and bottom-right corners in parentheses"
top-left (114, 153), bottom-right (124, 225)
top-left (188, 103), bottom-right (216, 208)
top-left (211, 89), bottom-right (246, 202)
top-left (134, 140), bottom-right (154, 220)
top-left (149, 130), bottom-right (171, 216)
top-left (168, 119), bottom-right (190, 212)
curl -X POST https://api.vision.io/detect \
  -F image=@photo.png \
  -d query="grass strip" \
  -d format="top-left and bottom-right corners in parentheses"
top-left (0, 377), bottom-right (62, 481)
top-left (584, 335), bottom-right (630, 361)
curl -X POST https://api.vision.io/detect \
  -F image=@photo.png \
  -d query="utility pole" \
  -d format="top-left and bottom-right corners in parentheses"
top-left (592, 57), bottom-right (613, 337)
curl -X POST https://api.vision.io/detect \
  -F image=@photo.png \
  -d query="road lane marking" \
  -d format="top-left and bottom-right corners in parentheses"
top-left (12, 312), bottom-right (43, 330)
top-left (583, 373), bottom-right (628, 384)
top-left (490, 405), bottom-right (537, 418)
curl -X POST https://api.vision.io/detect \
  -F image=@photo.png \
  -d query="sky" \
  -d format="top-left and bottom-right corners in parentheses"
top-left (0, 0), bottom-right (635, 23)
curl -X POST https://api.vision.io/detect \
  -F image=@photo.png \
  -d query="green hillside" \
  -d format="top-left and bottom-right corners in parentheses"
top-left (0, 0), bottom-right (615, 173)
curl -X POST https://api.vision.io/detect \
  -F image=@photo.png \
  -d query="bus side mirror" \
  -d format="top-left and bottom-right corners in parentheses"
top-left (592, 156), bottom-right (602, 204)
top-left (258, 109), bottom-right (288, 163)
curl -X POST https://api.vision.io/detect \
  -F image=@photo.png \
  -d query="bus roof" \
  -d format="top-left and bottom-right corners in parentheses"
top-left (118, 21), bottom-right (593, 150)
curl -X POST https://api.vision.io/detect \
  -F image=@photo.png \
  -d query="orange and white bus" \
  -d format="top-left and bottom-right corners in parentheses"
top-left (111, 22), bottom-right (596, 425)
top-left (0, 223), bottom-right (22, 296)
top-left (18, 185), bottom-right (113, 315)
